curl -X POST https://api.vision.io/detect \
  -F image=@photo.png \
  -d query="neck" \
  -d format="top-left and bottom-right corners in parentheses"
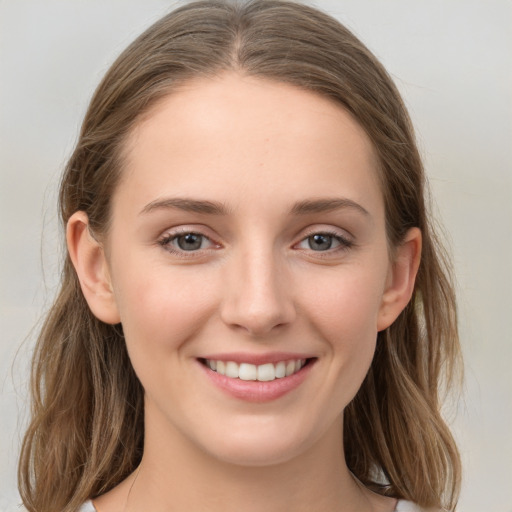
top-left (120, 413), bottom-right (372, 512)
top-left (93, 403), bottom-right (396, 512)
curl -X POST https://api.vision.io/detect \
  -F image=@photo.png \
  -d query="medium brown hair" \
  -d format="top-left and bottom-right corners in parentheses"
top-left (19, 1), bottom-right (462, 511)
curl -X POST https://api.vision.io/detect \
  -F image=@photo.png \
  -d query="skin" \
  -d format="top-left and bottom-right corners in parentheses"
top-left (68, 73), bottom-right (421, 512)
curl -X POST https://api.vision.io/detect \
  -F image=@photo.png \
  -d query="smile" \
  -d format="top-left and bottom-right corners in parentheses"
top-left (204, 359), bottom-right (307, 382)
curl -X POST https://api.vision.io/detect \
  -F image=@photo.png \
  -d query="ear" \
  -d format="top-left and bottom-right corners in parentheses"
top-left (67, 211), bottom-right (121, 324)
top-left (377, 227), bottom-right (422, 331)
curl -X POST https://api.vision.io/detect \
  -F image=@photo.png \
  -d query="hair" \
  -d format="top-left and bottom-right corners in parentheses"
top-left (19, 1), bottom-right (462, 511)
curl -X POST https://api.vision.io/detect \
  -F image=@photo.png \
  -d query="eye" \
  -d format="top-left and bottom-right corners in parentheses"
top-left (296, 231), bottom-right (353, 252)
top-left (159, 231), bottom-right (215, 253)
top-left (305, 233), bottom-right (337, 251)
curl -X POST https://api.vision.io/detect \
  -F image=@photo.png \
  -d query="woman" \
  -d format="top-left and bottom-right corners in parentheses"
top-left (18, 1), bottom-right (461, 511)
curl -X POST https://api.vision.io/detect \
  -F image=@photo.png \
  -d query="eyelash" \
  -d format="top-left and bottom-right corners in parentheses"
top-left (294, 229), bottom-right (354, 257)
top-left (157, 228), bottom-right (218, 258)
top-left (157, 228), bottom-right (354, 258)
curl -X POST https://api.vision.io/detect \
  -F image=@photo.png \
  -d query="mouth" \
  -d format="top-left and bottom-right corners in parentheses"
top-left (199, 358), bottom-right (315, 382)
top-left (198, 355), bottom-right (316, 402)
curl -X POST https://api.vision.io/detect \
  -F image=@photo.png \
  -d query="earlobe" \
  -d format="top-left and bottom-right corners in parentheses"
top-left (66, 211), bottom-right (121, 324)
top-left (377, 227), bottom-right (422, 332)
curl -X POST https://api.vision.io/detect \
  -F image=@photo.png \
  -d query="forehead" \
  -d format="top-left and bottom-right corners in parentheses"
top-left (117, 72), bottom-right (383, 217)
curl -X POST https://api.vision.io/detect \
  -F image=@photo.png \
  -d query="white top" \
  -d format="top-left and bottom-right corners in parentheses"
top-left (78, 502), bottom-right (96, 512)
top-left (395, 501), bottom-right (431, 511)
top-left (79, 499), bottom-right (430, 511)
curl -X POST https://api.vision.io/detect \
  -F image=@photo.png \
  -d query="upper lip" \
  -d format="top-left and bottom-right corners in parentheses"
top-left (198, 352), bottom-right (316, 365)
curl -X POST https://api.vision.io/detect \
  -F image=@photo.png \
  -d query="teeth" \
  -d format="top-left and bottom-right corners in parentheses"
top-left (257, 363), bottom-right (275, 381)
top-left (225, 361), bottom-right (239, 378)
top-left (275, 361), bottom-right (286, 378)
top-left (206, 358), bottom-right (307, 381)
top-left (239, 363), bottom-right (257, 381)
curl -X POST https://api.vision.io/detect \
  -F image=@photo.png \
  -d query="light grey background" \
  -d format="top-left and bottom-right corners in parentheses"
top-left (1, 1), bottom-right (511, 511)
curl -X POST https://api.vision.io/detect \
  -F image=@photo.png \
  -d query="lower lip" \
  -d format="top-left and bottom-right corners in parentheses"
top-left (198, 360), bottom-right (315, 403)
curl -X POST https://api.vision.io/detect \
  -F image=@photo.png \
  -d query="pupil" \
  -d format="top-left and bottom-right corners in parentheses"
top-left (309, 234), bottom-right (332, 251)
top-left (178, 233), bottom-right (202, 251)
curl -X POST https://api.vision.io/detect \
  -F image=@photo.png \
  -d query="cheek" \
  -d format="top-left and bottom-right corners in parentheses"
top-left (304, 266), bottom-right (385, 341)
top-left (110, 257), bottom-right (219, 360)
top-left (300, 265), bottom-right (386, 392)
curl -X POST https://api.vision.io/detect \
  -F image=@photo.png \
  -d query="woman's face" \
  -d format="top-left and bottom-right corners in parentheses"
top-left (84, 73), bottom-right (417, 467)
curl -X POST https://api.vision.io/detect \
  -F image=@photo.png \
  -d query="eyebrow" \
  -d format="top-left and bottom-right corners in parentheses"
top-left (290, 198), bottom-right (370, 217)
top-left (140, 198), bottom-right (229, 216)
top-left (139, 196), bottom-right (370, 217)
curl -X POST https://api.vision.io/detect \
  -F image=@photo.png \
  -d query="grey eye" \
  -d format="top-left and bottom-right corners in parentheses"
top-left (307, 234), bottom-right (335, 251)
top-left (176, 233), bottom-right (204, 251)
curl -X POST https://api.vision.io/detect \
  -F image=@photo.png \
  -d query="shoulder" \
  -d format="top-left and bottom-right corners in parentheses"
top-left (78, 501), bottom-right (97, 512)
top-left (17, 501), bottom-right (97, 512)
top-left (395, 500), bottom-right (440, 512)
top-left (79, 499), bottom-right (436, 512)
top-left (77, 498), bottom-right (439, 512)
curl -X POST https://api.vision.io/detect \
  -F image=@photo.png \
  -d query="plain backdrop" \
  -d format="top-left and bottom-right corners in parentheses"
top-left (1, 1), bottom-right (511, 511)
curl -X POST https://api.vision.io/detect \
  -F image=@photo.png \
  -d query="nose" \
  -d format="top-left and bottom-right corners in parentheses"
top-left (219, 247), bottom-right (296, 337)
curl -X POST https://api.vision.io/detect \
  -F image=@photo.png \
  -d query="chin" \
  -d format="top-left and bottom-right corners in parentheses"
top-left (204, 433), bottom-right (310, 468)
top-left (191, 412), bottom-right (335, 469)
